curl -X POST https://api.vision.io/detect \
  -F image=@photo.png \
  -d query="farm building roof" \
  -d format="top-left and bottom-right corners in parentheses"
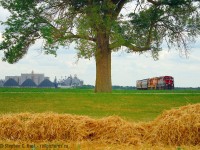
top-left (21, 79), bottom-right (37, 87)
top-left (38, 79), bottom-right (54, 88)
top-left (3, 78), bottom-right (19, 87)
top-left (0, 80), bottom-right (4, 87)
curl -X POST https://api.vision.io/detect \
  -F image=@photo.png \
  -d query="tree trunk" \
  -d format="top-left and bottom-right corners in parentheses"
top-left (95, 31), bottom-right (112, 93)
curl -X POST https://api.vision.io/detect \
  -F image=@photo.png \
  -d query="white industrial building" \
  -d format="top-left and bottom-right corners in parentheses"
top-left (20, 72), bottom-right (49, 86)
top-left (5, 76), bottom-right (20, 84)
top-left (58, 75), bottom-right (83, 88)
top-left (1, 71), bottom-right (83, 88)
top-left (4, 71), bottom-right (50, 86)
top-left (0, 80), bottom-right (4, 87)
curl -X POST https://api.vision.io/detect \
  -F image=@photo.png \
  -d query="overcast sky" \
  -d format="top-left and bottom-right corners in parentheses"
top-left (0, 6), bottom-right (200, 87)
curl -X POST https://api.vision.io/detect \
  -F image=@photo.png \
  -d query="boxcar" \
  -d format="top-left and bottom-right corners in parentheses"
top-left (136, 79), bottom-right (148, 90)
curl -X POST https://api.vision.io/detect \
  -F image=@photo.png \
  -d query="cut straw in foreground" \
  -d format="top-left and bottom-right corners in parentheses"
top-left (0, 103), bottom-right (199, 147)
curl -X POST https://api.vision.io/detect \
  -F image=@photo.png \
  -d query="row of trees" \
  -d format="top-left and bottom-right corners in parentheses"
top-left (0, 0), bottom-right (200, 92)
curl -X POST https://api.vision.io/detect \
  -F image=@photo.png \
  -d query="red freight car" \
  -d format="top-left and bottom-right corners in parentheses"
top-left (136, 76), bottom-right (174, 90)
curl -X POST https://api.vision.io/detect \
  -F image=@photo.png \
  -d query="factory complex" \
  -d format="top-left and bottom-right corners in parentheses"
top-left (0, 71), bottom-right (83, 88)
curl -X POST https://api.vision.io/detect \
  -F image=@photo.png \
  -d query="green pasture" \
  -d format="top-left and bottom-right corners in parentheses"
top-left (0, 88), bottom-right (199, 122)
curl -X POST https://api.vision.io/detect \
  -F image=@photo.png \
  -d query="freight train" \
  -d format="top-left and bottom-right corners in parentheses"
top-left (136, 76), bottom-right (174, 90)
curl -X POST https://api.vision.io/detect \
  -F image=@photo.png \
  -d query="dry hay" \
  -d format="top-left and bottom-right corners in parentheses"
top-left (0, 141), bottom-right (199, 150)
top-left (145, 103), bottom-right (200, 146)
top-left (0, 113), bottom-right (146, 145)
top-left (0, 103), bottom-right (199, 148)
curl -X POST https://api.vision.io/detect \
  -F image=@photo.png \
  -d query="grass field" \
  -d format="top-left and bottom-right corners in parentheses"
top-left (0, 88), bottom-right (199, 122)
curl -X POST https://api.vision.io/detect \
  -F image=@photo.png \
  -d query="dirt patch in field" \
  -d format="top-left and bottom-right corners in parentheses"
top-left (0, 103), bottom-right (199, 147)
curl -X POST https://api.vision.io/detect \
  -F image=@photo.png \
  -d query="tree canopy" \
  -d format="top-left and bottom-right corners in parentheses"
top-left (0, 0), bottom-right (200, 92)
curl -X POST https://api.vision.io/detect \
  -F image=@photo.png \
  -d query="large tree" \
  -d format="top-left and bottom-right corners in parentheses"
top-left (0, 0), bottom-right (200, 92)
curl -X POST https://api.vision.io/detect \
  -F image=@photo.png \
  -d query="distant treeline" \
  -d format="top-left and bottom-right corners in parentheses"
top-left (80, 85), bottom-right (200, 90)
top-left (80, 85), bottom-right (136, 90)
top-left (175, 87), bottom-right (200, 90)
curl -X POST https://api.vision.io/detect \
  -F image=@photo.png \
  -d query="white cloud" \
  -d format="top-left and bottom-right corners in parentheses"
top-left (0, 42), bottom-right (96, 85)
top-left (0, 7), bottom-right (10, 21)
top-left (0, 7), bottom-right (10, 32)
top-left (1, 38), bottom-right (200, 87)
top-left (111, 47), bottom-right (200, 87)
top-left (0, 32), bottom-right (3, 42)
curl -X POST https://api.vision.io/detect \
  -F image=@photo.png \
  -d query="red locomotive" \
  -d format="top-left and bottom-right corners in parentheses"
top-left (136, 76), bottom-right (174, 90)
